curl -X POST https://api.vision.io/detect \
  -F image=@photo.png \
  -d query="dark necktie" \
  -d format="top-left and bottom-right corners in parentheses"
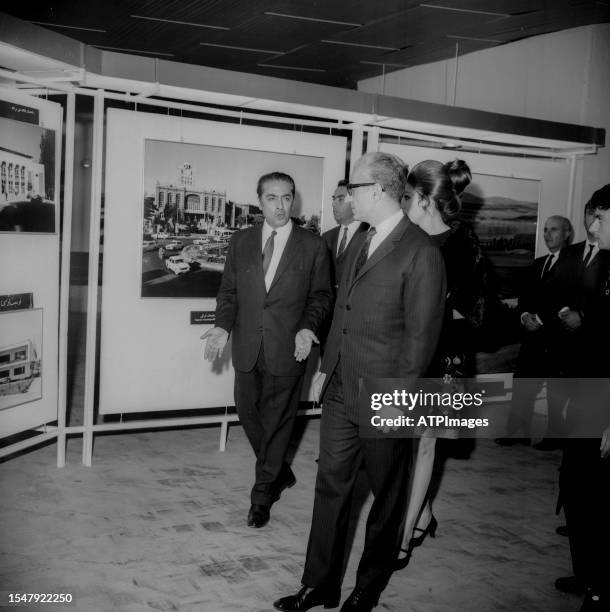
top-left (353, 227), bottom-right (376, 279)
top-left (582, 243), bottom-right (595, 267)
top-left (337, 226), bottom-right (348, 257)
top-left (262, 230), bottom-right (276, 277)
top-left (541, 253), bottom-right (555, 278)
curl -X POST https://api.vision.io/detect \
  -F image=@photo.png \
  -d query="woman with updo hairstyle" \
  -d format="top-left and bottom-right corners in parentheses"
top-left (396, 159), bottom-right (493, 569)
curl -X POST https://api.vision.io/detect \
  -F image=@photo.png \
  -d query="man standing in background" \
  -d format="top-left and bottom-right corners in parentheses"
top-left (555, 185), bottom-right (610, 611)
top-left (202, 171), bottom-right (332, 529)
top-left (322, 179), bottom-right (368, 293)
top-left (496, 215), bottom-right (574, 448)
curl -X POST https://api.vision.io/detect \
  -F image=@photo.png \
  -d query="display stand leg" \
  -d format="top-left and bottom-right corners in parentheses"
top-left (82, 90), bottom-right (105, 466)
top-left (219, 419), bottom-right (228, 452)
top-left (57, 92), bottom-right (75, 468)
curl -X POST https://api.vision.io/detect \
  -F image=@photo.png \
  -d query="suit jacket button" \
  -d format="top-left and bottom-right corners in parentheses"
top-left (346, 304), bottom-right (351, 310)
top-left (342, 329), bottom-right (347, 334)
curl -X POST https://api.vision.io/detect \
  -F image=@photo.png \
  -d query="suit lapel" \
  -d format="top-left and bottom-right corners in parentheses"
top-left (268, 224), bottom-right (300, 292)
top-left (349, 216), bottom-right (409, 290)
top-left (249, 226), bottom-right (265, 289)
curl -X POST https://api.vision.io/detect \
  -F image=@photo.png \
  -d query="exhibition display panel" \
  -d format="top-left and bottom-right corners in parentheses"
top-left (0, 90), bottom-right (63, 445)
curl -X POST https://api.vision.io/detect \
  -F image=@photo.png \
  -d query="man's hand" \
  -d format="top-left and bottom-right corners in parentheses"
top-left (558, 308), bottom-right (582, 331)
top-left (200, 327), bottom-right (229, 362)
top-left (521, 312), bottom-right (542, 332)
top-left (312, 372), bottom-right (326, 403)
top-left (601, 426), bottom-right (610, 459)
top-left (294, 329), bottom-right (319, 362)
top-left (375, 405), bottom-right (404, 433)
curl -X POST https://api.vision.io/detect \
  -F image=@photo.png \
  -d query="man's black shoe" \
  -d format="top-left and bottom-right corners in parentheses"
top-left (555, 576), bottom-right (586, 596)
top-left (247, 504), bottom-right (270, 528)
top-left (495, 437), bottom-right (531, 446)
top-left (340, 587), bottom-right (379, 612)
top-left (273, 585), bottom-right (341, 611)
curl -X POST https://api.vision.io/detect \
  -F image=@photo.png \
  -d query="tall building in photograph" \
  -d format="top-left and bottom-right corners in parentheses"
top-left (155, 162), bottom-right (227, 227)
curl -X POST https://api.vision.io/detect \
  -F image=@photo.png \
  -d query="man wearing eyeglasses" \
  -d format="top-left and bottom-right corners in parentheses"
top-left (275, 153), bottom-right (446, 612)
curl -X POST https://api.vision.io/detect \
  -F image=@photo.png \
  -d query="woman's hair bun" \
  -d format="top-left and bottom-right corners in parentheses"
top-left (444, 159), bottom-right (471, 196)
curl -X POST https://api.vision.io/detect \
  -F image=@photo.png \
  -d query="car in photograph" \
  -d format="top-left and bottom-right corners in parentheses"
top-left (192, 238), bottom-right (211, 245)
top-left (165, 256), bottom-right (190, 275)
top-left (151, 232), bottom-right (169, 239)
top-left (142, 239), bottom-right (156, 251)
top-left (164, 241), bottom-right (183, 251)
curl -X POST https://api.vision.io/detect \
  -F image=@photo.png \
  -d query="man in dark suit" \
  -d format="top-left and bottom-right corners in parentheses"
top-left (322, 179), bottom-right (368, 292)
top-left (555, 185), bottom-right (610, 611)
top-left (202, 171), bottom-right (332, 528)
top-left (496, 215), bottom-right (574, 449)
top-left (274, 153), bottom-right (446, 612)
top-left (554, 194), bottom-right (604, 376)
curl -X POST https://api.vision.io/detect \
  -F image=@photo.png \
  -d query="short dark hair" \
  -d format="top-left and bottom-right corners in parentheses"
top-left (589, 183), bottom-right (610, 212)
top-left (337, 179), bottom-right (349, 188)
top-left (356, 152), bottom-right (408, 203)
top-left (257, 172), bottom-right (296, 197)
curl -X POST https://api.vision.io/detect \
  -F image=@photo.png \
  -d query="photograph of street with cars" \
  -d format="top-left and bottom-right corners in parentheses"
top-left (140, 139), bottom-right (324, 298)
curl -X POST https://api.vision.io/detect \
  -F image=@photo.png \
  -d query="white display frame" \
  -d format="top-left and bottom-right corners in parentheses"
top-left (99, 108), bottom-right (347, 416)
top-left (0, 89), bottom-right (64, 447)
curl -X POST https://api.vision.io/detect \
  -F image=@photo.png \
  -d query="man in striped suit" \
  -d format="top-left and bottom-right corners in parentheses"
top-left (274, 152), bottom-right (446, 612)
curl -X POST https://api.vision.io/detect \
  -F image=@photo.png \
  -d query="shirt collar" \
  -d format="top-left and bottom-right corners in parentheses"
top-left (373, 209), bottom-right (404, 236)
top-left (263, 219), bottom-right (292, 240)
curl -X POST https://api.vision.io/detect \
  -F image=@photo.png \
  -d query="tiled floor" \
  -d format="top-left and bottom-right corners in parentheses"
top-left (1, 422), bottom-right (580, 612)
top-left (0, 315), bottom-right (582, 611)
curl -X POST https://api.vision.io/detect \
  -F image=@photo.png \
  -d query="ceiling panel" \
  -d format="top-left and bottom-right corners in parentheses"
top-left (2, 0), bottom-right (608, 88)
top-left (327, 5), bottom-right (500, 49)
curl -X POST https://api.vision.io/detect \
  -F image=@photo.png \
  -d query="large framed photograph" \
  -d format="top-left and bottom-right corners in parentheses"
top-left (461, 174), bottom-right (539, 300)
top-left (0, 308), bottom-right (43, 411)
top-left (0, 117), bottom-right (57, 233)
top-left (100, 109), bottom-right (347, 414)
top-left (141, 140), bottom-right (324, 298)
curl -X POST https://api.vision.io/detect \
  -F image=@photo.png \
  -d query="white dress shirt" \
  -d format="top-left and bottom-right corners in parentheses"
top-left (368, 209), bottom-right (404, 257)
top-left (262, 220), bottom-right (292, 291)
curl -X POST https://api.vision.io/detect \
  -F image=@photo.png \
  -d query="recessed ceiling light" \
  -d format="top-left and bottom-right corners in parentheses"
top-left (200, 43), bottom-right (283, 54)
top-left (258, 64), bottom-right (326, 73)
top-left (30, 21), bottom-right (107, 33)
top-left (447, 35), bottom-right (503, 43)
top-left (264, 12), bottom-right (361, 27)
top-left (93, 45), bottom-right (174, 57)
top-left (420, 3), bottom-right (510, 17)
top-left (360, 61), bottom-right (410, 67)
top-left (321, 40), bottom-right (400, 51)
top-left (130, 15), bottom-right (230, 31)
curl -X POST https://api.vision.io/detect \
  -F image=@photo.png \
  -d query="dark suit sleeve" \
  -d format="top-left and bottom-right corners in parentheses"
top-left (400, 242), bottom-right (446, 380)
top-left (297, 238), bottom-right (333, 334)
top-left (214, 234), bottom-right (238, 334)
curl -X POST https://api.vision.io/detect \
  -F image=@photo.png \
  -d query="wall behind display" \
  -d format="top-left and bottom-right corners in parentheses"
top-left (100, 109), bottom-right (347, 415)
top-left (0, 91), bottom-right (61, 438)
top-left (360, 24), bottom-right (610, 238)
top-left (380, 141), bottom-right (569, 375)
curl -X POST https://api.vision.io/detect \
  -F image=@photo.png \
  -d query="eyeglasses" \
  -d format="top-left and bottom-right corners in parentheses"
top-left (346, 182), bottom-right (378, 196)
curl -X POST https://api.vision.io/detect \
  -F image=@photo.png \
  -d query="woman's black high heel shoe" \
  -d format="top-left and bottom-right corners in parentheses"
top-left (410, 514), bottom-right (438, 548)
top-left (393, 515), bottom-right (438, 571)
